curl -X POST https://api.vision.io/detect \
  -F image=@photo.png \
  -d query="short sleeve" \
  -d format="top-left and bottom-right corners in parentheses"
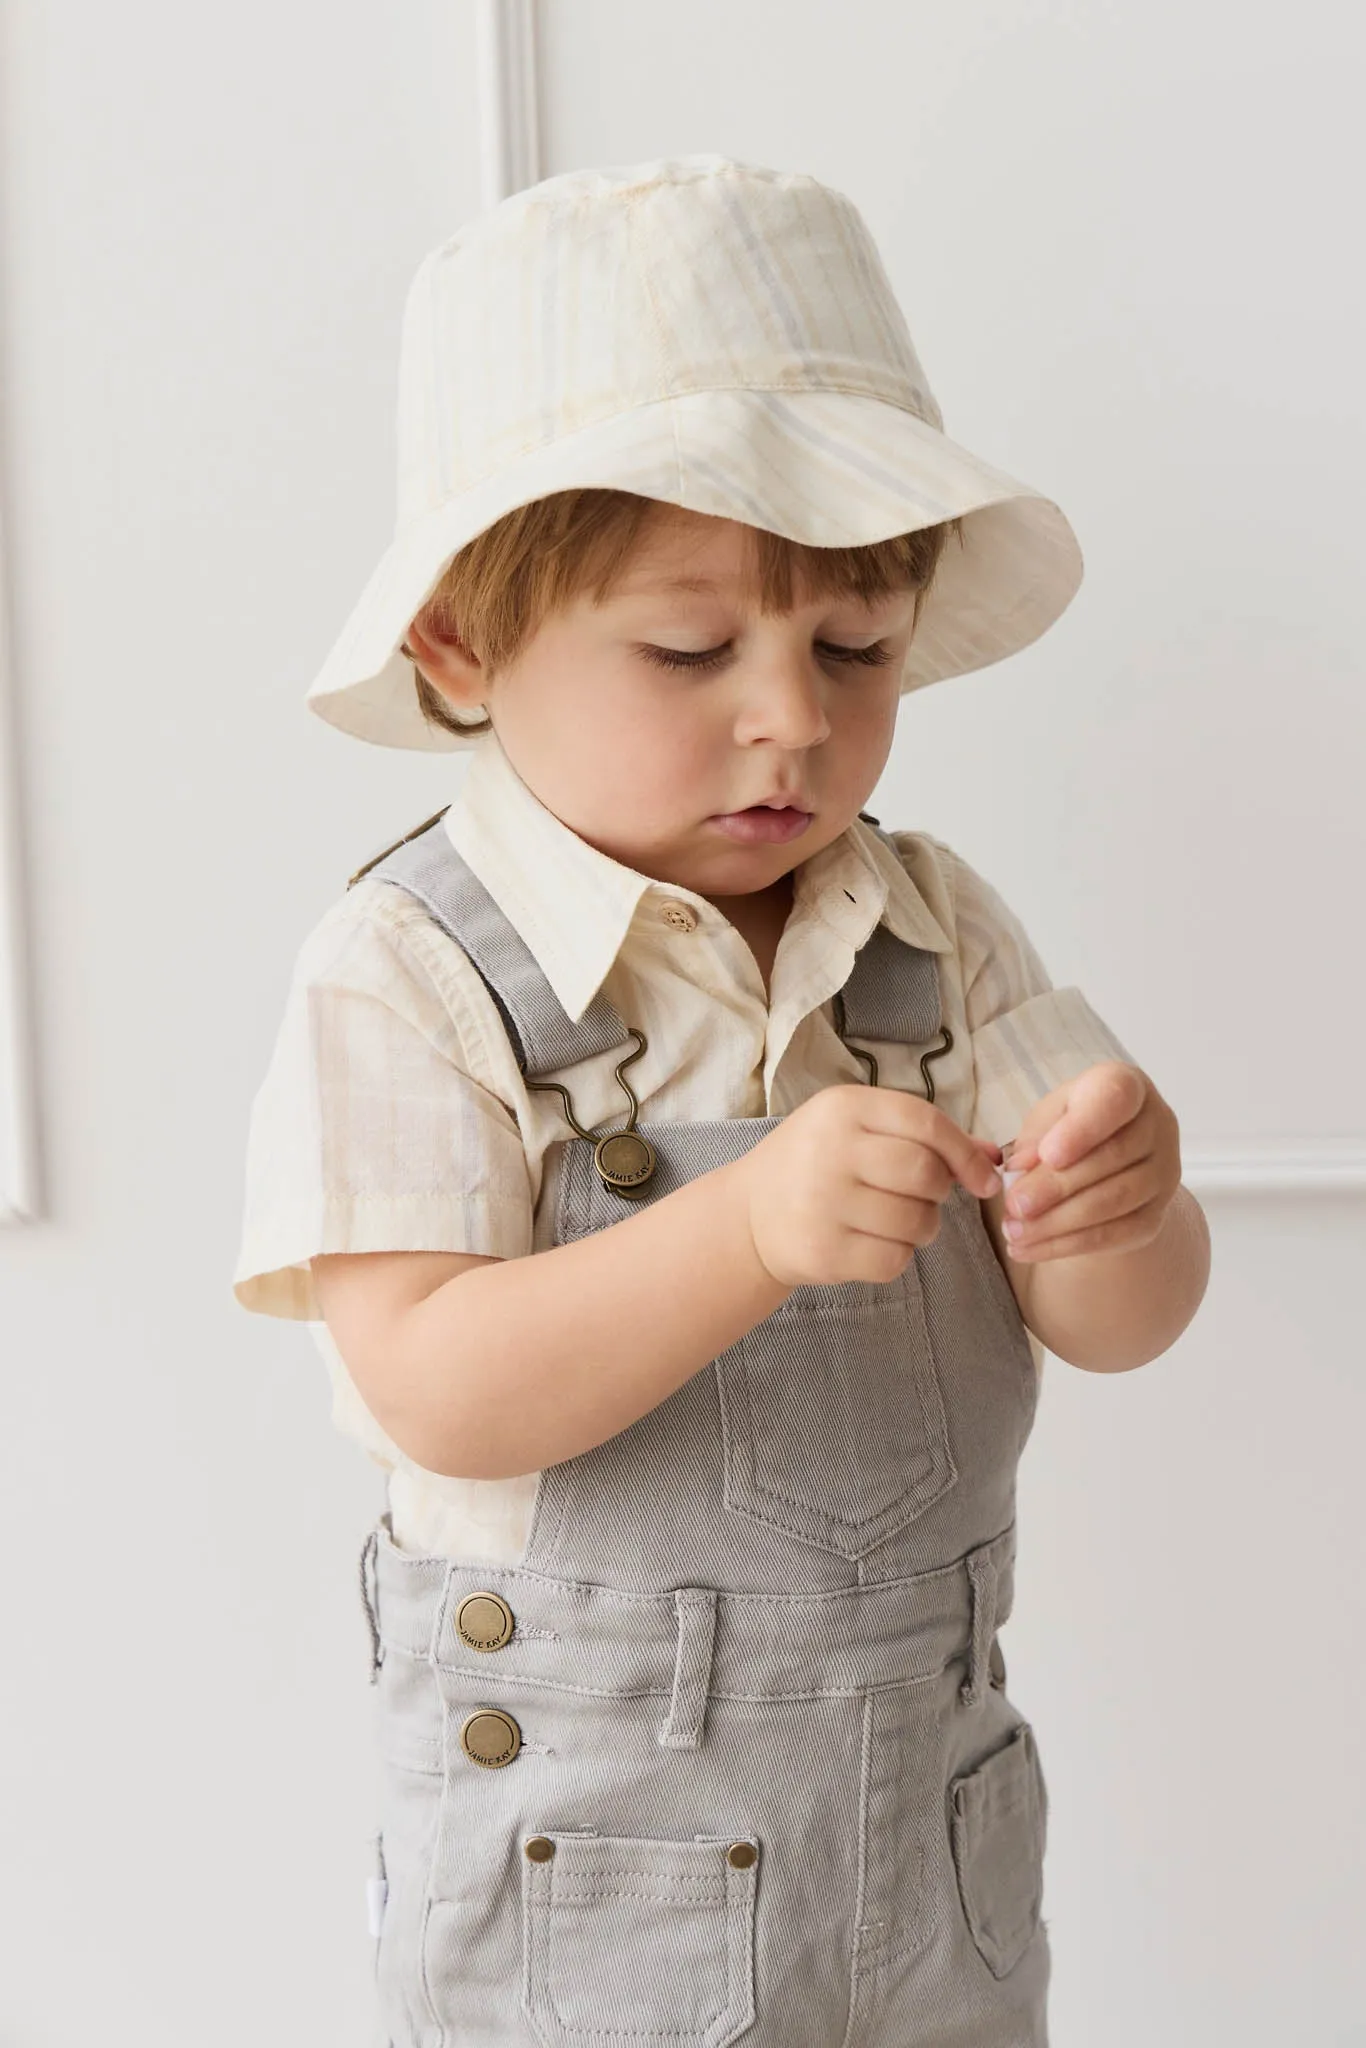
top-left (232, 884), bottom-right (535, 1321)
top-left (930, 840), bottom-right (1136, 1149)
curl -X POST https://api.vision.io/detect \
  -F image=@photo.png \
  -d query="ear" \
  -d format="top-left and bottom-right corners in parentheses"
top-left (404, 613), bottom-right (486, 715)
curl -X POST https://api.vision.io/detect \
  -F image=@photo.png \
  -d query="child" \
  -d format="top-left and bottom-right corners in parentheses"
top-left (233, 155), bottom-right (1208, 2047)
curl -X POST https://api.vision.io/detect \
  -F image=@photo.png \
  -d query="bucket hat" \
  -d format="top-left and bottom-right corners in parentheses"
top-left (305, 152), bottom-right (1083, 752)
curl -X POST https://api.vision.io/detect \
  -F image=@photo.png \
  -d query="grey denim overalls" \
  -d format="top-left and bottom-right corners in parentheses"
top-left (351, 811), bottom-right (1051, 2048)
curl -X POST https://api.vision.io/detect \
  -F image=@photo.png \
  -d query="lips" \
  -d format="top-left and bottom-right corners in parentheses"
top-left (709, 804), bottom-right (813, 845)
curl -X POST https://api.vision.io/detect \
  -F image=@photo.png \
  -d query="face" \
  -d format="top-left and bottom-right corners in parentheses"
top-left (404, 505), bottom-right (919, 914)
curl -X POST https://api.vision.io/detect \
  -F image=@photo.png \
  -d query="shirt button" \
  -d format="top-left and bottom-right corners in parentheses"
top-left (660, 901), bottom-right (698, 932)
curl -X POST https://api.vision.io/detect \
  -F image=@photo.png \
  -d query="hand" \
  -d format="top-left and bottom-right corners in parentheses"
top-left (738, 1083), bottom-right (1004, 1289)
top-left (998, 1061), bottom-right (1182, 1263)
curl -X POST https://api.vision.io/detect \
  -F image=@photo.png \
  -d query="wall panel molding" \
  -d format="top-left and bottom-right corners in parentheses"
top-left (475, 0), bottom-right (541, 209)
top-left (0, 485), bottom-right (38, 1226)
top-left (1181, 1143), bottom-right (1366, 1196)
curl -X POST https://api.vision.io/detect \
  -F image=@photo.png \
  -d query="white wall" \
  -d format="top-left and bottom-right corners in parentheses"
top-left (1, 1), bottom-right (1362, 2042)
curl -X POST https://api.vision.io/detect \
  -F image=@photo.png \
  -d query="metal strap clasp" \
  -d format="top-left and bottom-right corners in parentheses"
top-left (525, 1029), bottom-right (658, 1200)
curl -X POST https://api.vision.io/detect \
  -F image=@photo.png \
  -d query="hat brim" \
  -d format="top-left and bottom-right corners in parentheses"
top-left (304, 386), bottom-right (1083, 752)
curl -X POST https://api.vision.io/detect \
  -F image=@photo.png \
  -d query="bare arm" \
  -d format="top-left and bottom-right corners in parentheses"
top-left (312, 1154), bottom-right (794, 1481)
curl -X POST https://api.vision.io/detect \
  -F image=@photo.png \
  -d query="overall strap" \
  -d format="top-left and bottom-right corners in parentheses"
top-left (355, 812), bottom-right (632, 1082)
top-left (836, 919), bottom-right (942, 1046)
top-left (351, 811), bottom-right (942, 1082)
top-left (834, 811), bottom-right (944, 1047)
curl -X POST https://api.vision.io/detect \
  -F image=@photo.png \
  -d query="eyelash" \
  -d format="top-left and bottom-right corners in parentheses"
top-left (637, 640), bottom-right (897, 674)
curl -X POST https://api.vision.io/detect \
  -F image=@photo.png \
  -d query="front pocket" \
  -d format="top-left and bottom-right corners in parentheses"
top-left (520, 1830), bottom-right (759, 2048)
top-left (948, 1721), bottom-right (1047, 1978)
top-left (715, 1265), bottom-right (958, 1557)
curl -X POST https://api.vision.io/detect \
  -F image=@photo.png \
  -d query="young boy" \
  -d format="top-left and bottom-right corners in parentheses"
top-left (234, 155), bottom-right (1209, 2047)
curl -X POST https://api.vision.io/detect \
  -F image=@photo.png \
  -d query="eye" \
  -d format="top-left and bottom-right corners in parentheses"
top-left (637, 641), bottom-right (897, 674)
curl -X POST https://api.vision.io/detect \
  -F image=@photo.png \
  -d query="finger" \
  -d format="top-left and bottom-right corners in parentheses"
top-left (854, 1132), bottom-right (958, 1204)
top-left (916, 1104), bottom-right (1006, 1195)
top-left (1005, 1154), bottom-right (1156, 1239)
top-left (1036, 1063), bottom-right (1145, 1170)
top-left (1007, 1121), bottom-right (1152, 1219)
top-left (844, 1180), bottom-right (943, 1251)
top-left (867, 1093), bottom-right (1003, 1197)
top-left (1006, 1189), bottom-right (1168, 1261)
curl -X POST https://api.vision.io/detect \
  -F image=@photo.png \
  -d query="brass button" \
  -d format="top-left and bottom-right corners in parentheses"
top-left (726, 1841), bottom-right (757, 1869)
top-left (455, 1590), bottom-right (515, 1652)
top-left (459, 1707), bottom-right (522, 1768)
top-left (594, 1129), bottom-right (657, 1196)
top-left (524, 1836), bottom-right (555, 1863)
top-left (989, 1637), bottom-right (1007, 1689)
top-left (660, 901), bottom-right (698, 933)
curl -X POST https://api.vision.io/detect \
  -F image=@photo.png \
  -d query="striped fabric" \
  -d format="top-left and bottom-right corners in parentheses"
top-left (232, 733), bottom-right (1132, 1566)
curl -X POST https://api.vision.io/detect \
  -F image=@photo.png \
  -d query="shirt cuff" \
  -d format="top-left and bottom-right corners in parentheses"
top-left (969, 985), bottom-right (1135, 1149)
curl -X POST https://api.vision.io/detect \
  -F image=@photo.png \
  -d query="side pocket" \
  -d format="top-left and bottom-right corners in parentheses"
top-left (948, 1722), bottom-right (1047, 1979)
top-left (520, 1830), bottom-right (759, 2048)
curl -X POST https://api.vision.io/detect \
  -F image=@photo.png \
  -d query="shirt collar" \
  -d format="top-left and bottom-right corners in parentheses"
top-left (443, 730), bottom-right (952, 1023)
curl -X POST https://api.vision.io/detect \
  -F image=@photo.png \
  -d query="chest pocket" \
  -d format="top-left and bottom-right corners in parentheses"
top-left (714, 1261), bottom-right (957, 1559)
top-left (541, 1116), bottom-right (960, 1561)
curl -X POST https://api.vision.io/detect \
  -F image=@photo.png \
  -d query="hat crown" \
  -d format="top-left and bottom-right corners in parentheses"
top-left (395, 153), bottom-right (943, 526)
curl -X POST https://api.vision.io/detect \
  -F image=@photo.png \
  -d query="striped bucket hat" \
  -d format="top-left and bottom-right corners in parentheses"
top-left (305, 152), bottom-right (1084, 752)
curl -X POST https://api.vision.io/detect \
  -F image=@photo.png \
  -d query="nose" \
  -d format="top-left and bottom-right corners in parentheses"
top-left (734, 651), bottom-right (834, 748)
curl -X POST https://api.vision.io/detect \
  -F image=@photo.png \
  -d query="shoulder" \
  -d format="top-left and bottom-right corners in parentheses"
top-left (875, 826), bottom-right (1054, 1015)
top-left (877, 825), bottom-right (974, 934)
top-left (883, 828), bottom-right (1025, 941)
top-left (885, 827), bottom-right (972, 899)
top-left (284, 873), bottom-right (515, 1094)
top-left (292, 872), bottom-right (459, 988)
top-left (884, 826), bottom-right (959, 888)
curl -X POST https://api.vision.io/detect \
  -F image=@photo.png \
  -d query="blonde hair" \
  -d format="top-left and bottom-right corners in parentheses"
top-left (406, 488), bottom-right (965, 741)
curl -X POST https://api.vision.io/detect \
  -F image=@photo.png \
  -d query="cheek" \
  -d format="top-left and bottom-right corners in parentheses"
top-left (864, 675), bottom-right (904, 736)
top-left (828, 680), bottom-right (900, 765)
top-left (608, 685), bottom-right (722, 770)
top-left (518, 691), bottom-right (710, 824)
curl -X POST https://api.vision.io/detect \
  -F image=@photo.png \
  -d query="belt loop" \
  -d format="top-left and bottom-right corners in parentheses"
top-left (959, 1546), bottom-right (998, 1709)
top-left (358, 1526), bottom-right (383, 1685)
top-left (657, 1588), bottom-right (718, 1748)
